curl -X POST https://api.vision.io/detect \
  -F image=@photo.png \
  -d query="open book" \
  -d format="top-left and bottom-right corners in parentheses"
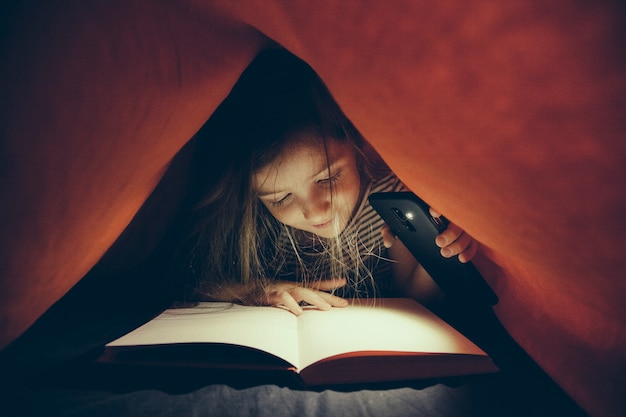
top-left (99, 298), bottom-right (499, 386)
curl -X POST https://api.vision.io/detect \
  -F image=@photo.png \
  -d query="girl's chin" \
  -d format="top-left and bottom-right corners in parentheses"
top-left (311, 221), bottom-right (347, 239)
top-left (315, 230), bottom-right (341, 239)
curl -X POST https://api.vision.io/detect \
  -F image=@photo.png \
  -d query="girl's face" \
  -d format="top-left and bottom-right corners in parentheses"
top-left (254, 136), bottom-right (361, 239)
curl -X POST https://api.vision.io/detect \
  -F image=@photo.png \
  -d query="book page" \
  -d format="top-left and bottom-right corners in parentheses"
top-left (296, 298), bottom-right (487, 370)
top-left (107, 302), bottom-right (301, 368)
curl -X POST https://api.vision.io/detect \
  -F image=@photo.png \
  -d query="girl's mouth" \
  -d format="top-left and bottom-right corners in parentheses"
top-left (313, 219), bottom-right (333, 229)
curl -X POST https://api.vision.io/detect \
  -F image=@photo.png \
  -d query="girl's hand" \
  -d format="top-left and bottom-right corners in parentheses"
top-left (381, 223), bottom-right (444, 304)
top-left (381, 223), bottom-right (397, 249)
top-left (265, 278), bottom-right (349, 316)
top-left (381, 210), bottom-right (479, 264)
top-left (430, 208), bottom-right (478, 263)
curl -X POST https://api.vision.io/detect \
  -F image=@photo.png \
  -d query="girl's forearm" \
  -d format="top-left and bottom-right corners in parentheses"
top-left (389, 243), bottom-right (445, 306)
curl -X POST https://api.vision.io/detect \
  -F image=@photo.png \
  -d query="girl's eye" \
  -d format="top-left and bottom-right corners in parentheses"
top-left (318, 171), bottom-right (341, 185)
top-left (271, 193), bottom-right (293, 207)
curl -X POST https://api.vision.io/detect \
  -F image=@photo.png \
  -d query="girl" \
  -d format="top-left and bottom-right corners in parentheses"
top-left (179, 48), bottom-right (477, 315)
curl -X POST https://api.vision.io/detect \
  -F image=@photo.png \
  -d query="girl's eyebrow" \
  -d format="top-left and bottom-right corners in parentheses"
top-left (313, 156), bottom-right (344, 177)
top-left (254, 175), bottom-right (280, 198)
top-left (257, 188), bottom-right (281, 198)
top-left (256, 175), bottom-right (293, 198)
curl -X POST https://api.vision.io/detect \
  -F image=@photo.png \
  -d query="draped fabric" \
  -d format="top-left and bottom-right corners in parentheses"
top-left (2, 2), bottom-right (624, 416)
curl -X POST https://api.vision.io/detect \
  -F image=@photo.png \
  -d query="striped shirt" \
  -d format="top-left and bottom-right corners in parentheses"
top-left (267, 173), bottom-right (407, 298)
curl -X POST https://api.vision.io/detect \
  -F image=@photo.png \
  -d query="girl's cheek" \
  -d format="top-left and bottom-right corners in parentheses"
top-left (275, 208), bottom-right (298, 227)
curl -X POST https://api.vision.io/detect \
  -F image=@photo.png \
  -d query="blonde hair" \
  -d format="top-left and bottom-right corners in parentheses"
top-left (180, 48), bottom-right (390, 303)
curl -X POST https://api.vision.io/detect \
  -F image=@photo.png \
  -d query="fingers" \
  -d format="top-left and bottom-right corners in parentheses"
top-left (267, 280), bottom-right (349, 315)
top-left (435, 222), bottom-right (463, 249)
top-left (316, 290), bottom-right (350, 308)
top-left (385, 206), bottom-right (478, 262)
top-left (436, 227), bottom-right (477, 263)
top-left (301, 289), bottom-right (349, 310)
top-left (313, 277), bottom-right (347, 291)
top-left (270, 290), bottom-right (305, 315)
top-left (380, 224), bottom-right (396, 248)
top-left (431, 209), bottom-right (478, 263)
top-left (457, 239), bottom-right (478, 263)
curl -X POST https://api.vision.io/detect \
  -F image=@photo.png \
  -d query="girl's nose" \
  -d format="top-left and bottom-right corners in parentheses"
top-left (302, 189), bottom-right (331, 220)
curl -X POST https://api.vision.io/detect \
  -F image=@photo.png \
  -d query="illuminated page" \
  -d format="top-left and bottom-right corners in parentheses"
top-left (296, 298), bottom-right (487, 370)
top-left (107, 302), bottom-right (301, 368)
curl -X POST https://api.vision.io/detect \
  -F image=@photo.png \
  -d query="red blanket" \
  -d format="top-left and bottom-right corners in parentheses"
top-left (1, 2), bottom-right (624, 416)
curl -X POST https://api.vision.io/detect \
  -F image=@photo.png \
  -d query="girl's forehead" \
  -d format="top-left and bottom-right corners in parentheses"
top-left (253, 137), bottom-right (354, 192)
top-left (282, 133), bottom-right (328, 153)
top-left (278, 136), bottom-right (352, 169)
